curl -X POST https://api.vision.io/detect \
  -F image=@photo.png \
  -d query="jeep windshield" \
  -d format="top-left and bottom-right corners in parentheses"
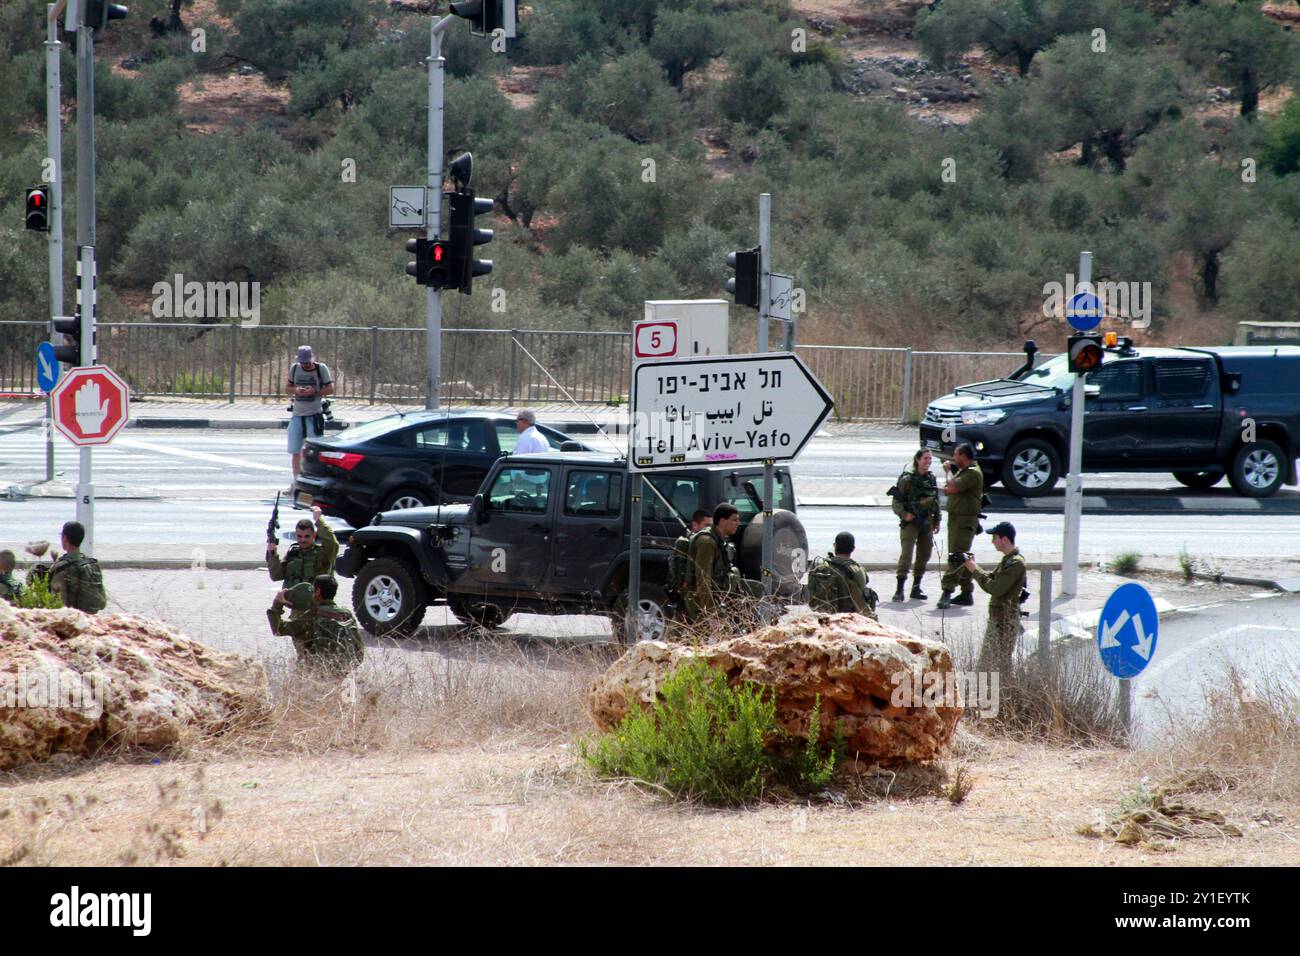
top-left (1013, 353), bottom-right (1075, 391)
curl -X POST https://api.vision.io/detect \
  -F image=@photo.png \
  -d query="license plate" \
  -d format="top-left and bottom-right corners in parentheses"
top-left (924, 439), bottom-right (942, 450)
top-left (296, 491), bottom-right (314, 507)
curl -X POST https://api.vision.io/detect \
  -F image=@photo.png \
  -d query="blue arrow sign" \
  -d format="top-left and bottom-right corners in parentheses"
top-left (36, 342), bottom-right (60, 393)
top-left (1066, 291), bottom-right (1103, 332)
top-left (1097, 582), bottom-right (1159, 678)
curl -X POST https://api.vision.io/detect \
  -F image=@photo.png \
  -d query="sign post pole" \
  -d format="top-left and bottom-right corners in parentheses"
top-left (626, 470), bottom-right (642, 644)
top-left (757, 193), bottom-right (771, 354)
top-left (75, 21), bottom-right (97, 554)
top-left (45, 5), bottom-right (64, 484)
top-left (1061, 251), bottom-right (1093, 597)
top-left (761, 459), bottom-right (774, 597)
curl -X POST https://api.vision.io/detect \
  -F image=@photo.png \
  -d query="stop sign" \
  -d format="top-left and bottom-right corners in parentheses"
top-left (50, 365), bottom-right (131, 446)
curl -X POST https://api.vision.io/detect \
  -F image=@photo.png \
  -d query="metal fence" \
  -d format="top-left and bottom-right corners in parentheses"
top-left (0, 321), bottom-right (1045, 421)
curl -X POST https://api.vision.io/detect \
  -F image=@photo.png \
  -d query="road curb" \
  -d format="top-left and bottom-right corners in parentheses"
top-left (98, 559), bottom-right (267, 571)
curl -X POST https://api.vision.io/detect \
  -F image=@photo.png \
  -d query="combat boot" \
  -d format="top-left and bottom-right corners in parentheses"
top-left (910, 576), bottom-right (927, 600)
top-left (951, 589), bottom-right (975, 607)
top-left (936, 590), bottom-right (953, 609)
top-left (892, 576), bottom-right (906, 602)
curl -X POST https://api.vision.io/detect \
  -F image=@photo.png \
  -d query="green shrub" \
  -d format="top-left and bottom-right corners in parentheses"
top-left (1178, 548), bottom-right (1197, 581)
top-left (1112, 552), bottom-right (1142, 576)
top-left (580, 659), bottom-right (843, 805)
top-left (172, 371), bottom-right (227, 395)
top-left (13, 574), bottom-right (61, 609)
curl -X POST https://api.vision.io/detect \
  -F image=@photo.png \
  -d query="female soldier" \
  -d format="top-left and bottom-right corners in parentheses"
top-left (891, 448), bottom-right (941, 601)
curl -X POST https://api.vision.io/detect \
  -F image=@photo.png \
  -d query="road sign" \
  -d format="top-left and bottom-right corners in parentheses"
top-left (1066, 290), bottom-right (1103, 331)
top-left (769, 273), bottom-right (793, 323)
top-left (50, 364), bottom-right (130, 446)
top-left (389, 186), bottom-right (426, 229)
top-left (629, 352), bottom-right (832, 471)
top-left (36, 342), bottom-right (60, 393)
top-left (1097, 581), bottom-right (1159, 678)
top-left (634, 321), bottom-right (677, 359)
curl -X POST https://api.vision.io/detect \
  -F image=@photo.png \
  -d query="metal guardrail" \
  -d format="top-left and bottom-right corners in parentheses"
top-left (0, 321), bottom-right (1046, 421)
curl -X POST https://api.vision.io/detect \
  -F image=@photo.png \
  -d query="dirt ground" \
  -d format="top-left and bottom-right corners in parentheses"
top-left (3, 733), bottom-right (1294, 866)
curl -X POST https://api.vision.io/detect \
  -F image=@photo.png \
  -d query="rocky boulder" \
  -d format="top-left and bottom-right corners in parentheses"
top-left (0, 603), bottom-right (266, 770)
top-left (589, 612), bottom-right (963, 765)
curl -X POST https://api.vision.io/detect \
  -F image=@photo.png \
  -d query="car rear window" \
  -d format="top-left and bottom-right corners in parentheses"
top-left (564, 470), bottom-right (623, 517)
top-left (1155, 359), bottom-right (1211, 398)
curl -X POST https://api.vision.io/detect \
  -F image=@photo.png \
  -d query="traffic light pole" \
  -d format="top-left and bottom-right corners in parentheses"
top-left (45, 5), bottom-right (64, 483)
top-left (75, 19), bottom-right (96, 554)
top-left (1061, 251), bottom-right (1092, 597)
top-left (757, 194), bottom-right (775, 596)
top-left (425, 15), bottom-right (455, 410)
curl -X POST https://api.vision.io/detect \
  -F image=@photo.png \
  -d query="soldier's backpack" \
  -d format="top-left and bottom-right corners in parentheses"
top-left (807, 557), bottom-right (877, 616)
top-left (680, 527), bottom-right (713, 592)
top-left (59, 555), bottom-right (107, 614)
top-left (311, 605), bottom-right (365, 666)
top-left (667, 532), bottom-right (692, 594)
top-left (888, 471), bottom-right (911, 521)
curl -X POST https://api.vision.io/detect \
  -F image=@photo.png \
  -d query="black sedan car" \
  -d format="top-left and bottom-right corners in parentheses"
top-left (293, 410), bottom-right (590, 528)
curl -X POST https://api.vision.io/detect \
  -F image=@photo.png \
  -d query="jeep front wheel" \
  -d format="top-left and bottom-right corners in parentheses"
top-left (353, 557), bottom-right (427, 637)
top-left (1229, 440), bottom-right (1285, 498)
top-left (1001, 439), bottom-right (1060, 497)
top-left (612, 583), bottom-right (670, 645)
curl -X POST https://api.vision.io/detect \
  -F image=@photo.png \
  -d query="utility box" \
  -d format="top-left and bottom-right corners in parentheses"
top-left (634, 300), bottom-right (730, 368)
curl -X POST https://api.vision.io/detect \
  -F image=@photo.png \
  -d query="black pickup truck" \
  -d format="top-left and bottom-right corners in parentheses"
top-left (920, 344), bottom-right (1300, 498)
top-left (335, 452), bottom-right (808, 640)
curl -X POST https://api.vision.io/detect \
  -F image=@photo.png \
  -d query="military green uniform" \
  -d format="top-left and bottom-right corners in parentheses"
top-left (971, 547), bottom-right (1027, 680)
top-left (0, 569), bottom-right (21, 603)
top-left (267, 519), bottom-right (339, 642)
top-left (893, 469), bottom-right (941, 579)
top-left (271, 582), bottom-right (365, 673)
top-left (808, 554), bottom-right (877, 620)
top-left (47, 552), bottom-right (107, 613)
top-left (939, 462), bottom-right (984, 596)
top-left (684, 526), bottom-right (743, 623)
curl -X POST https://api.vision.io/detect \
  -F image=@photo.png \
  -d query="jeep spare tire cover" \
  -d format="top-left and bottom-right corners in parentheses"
top-left (739, 510), bottom-right (809, 588)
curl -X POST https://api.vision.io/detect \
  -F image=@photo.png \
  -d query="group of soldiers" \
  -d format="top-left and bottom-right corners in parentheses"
top-left (0, 522), bottom-right (107, 614)
top-left (662, 442), bottom-right (1027, 680)
top-left (265, 506), bottom-right (364, 675)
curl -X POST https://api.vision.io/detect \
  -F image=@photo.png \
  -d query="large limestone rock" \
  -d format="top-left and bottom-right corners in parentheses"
top-left (589, 612), bottom-right (962, 765)
top-left (0, 602), bottom-right (266, 770)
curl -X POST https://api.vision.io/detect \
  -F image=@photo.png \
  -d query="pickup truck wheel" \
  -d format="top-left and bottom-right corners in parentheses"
top-left (448, 596), bottom-right (506, 631)
top-left (612, 583), bottom-right (670, 645)
top-left (353, 557), bottom-right (427, 637)
top-left (382, 486), bottom-right (435, 511)
top-left (1229, 440), bottom-right (1285, 498)
top-left (1172, 470), bottom-right (1223, 490)
top-left (1001, 439), bottom-right (1060, 497)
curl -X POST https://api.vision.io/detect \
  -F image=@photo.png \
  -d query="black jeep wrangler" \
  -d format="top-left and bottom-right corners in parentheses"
top-left (335, 452), bottom-right (808, 641)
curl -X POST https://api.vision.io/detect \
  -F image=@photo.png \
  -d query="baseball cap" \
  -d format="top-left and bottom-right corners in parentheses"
top-left (987, 521), bottom-right (1016, 541)
top-left (297, 345), bottom-right (314, 363)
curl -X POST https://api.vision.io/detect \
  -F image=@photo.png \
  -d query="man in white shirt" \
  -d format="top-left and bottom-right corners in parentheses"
top-left (513, 409), bottom-right (551, 454)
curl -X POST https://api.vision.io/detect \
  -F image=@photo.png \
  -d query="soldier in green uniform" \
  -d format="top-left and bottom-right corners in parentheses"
top-left (808, 532), bottom-right (877, 620)
top-left (47, 522), bottom-right (107, 613)
top-left (891, 449), bottom-right (941, 602)
top-left (684, 503), bottom-right (744, 625)
top-left (937, 442), bottom-right (984, 609)
top-left (667, 509), bottom-right (712, 605)
top-left (0, 550), bottom-right (22, 603)
top-left (266, 505), bottom-right (339, 644)
top-left (270, 574), bottom-right (365, 673)
top-left (963, 522), bottom-right (1027, 682)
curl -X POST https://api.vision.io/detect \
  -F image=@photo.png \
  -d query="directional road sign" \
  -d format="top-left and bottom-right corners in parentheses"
top-left (1066, 290), bottom-right (1103, 332)
top-left (389, 186), bottom-right (426, 229)
top-left (1097, 581), bottom-right (1159, 678)
top-left (36, 342), bottom-right (60, 393)
top-left (50, 364), bottom-right (130, 446)
top-left (629, 352), bottom-right (833, 471)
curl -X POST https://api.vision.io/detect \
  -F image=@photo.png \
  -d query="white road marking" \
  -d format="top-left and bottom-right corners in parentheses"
top-left (114, 437), bottom-right (283, 472)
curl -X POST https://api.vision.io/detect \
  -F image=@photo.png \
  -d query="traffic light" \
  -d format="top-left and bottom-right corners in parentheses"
top-left (1068, 334), bottom-right (1104, 375)
top-left (448, 190), bottom-right (493, 295)
top-left (725, 246), bottom-right (760, 309)
top-left (25, 185), bottom-right (49, 232)
top-left (53, 314), bottom-right (83, 366)
top-left (83, 0), bottom-right (128, 30)
top-left (449, 0), bottom-right (516, 38)
top-left (406, 237), bottom-right (452, 288)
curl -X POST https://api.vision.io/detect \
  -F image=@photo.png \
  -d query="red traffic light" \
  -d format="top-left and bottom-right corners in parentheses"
top-left (25, 185), bottom-right (50, 232)
top-left (1068, 334), bottom-right (1104, 374)
top-left (432, 242), bottom-right (445, 262)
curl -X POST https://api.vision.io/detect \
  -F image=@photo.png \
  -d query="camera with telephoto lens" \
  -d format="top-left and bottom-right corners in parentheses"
top-left (947, 551), bottom-right (973, 564)
top-left (321, 399), bottom-right (334, 422)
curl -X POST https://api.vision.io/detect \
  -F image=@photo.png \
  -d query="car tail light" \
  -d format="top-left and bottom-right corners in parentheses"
top-left (319, 451), bottom-right (365, 471)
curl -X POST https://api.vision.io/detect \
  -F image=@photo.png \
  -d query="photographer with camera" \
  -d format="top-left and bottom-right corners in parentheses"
top-left (963, 521), bottom-right (1027, 683)
top-left (286, 345), bottom-right (334, 493)
top-left (936, 442), bottom-right (984, 609)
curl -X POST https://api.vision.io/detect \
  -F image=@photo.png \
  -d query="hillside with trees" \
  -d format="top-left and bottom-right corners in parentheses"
top-left (2, 0), bottom-right (1299, 349)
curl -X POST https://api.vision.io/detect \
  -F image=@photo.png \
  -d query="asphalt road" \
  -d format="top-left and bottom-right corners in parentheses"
top-left (2, 427), bottom-right (1299, 566)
